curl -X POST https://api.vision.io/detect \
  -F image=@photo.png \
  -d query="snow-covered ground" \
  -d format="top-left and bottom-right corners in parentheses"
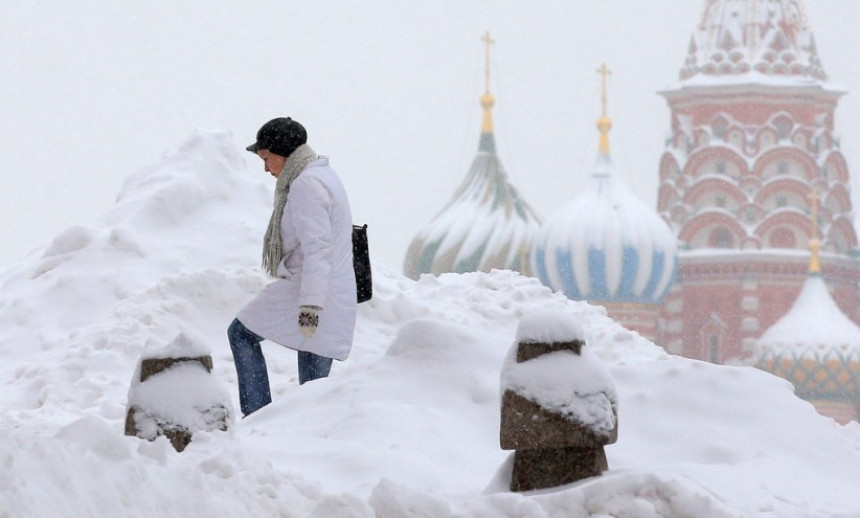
top-left (1, 131), bottom-right (860, 517)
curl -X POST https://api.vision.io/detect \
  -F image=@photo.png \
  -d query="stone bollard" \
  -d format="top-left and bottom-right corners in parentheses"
top-left (500, 311), bottom-right (618, 491)
top-left (125, 331), bottom-right (233, 452)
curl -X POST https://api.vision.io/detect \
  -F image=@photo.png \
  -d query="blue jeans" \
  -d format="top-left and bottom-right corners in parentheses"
top-left (297, 350), bottom-right (333, 385)
top-left (228, 318), bottom-right (333, 416)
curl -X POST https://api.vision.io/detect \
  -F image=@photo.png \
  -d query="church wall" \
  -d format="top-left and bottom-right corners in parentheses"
top-left (659, 253), bottom-right (860, 362)
top-left (677, 275), bottom-right (744, 362)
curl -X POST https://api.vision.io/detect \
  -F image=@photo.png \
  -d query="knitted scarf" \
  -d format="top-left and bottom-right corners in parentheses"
top-left (262, 144), bottom-right (318, 277)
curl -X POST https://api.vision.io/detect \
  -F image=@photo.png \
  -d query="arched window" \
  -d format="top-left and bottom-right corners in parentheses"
top-left (699, 313), bottom-right (727, 364)
top-left (709, 227), bottom-right (734, 248)
top-left (707, 335), bottom-right (720, 363)
top-left (769, 227), bottom-right (796, 249)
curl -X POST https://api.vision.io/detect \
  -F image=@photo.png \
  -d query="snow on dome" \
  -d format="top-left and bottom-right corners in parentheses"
top-left (679, 0), bottom-right (828, 84)
top-left (534, 154), bottom-right (678, 305)
top-left (755, 274), bottom-right (860, 354)
top-left (404, 63), bottom-right (542, 280)
top-left (755, 273), bottom-right (860, 400)
top-left (403, 133), bottom-right (542, 279)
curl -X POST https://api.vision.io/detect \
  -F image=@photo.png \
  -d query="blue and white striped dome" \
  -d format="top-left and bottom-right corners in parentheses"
top-left (533, 123), bottom-right (677, 305)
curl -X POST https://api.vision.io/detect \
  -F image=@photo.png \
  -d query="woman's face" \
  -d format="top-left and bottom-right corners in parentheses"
top-left (257, 149), bottom-right (286, 178)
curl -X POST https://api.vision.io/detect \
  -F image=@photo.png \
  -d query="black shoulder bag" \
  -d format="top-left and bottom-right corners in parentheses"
top-left (352, 224), bottom-right (372, 303)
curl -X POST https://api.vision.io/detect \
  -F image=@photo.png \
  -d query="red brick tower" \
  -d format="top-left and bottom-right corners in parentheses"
top-left (656, 0), bottom-right (860, 362)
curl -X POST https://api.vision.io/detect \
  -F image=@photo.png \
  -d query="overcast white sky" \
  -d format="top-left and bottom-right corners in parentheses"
top-left (2, 1), bottom-right (859, 270)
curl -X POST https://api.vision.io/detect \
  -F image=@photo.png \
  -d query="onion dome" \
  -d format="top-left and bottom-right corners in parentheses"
top-left (403, 32), bottom-right (542, 279)
top-left (680, 0), bottom-right (827, 83)
top-left (533, 65), bottom-right (677, 305)
top-left (754, 193), bottom-right (860, 409)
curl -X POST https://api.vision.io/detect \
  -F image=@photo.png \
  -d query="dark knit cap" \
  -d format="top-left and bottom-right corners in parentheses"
top-left (246, 117), bottom-right (308, 158)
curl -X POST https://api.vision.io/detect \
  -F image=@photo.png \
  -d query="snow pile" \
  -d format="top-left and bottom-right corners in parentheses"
top-left (0, 131), bottom-right (859, 517)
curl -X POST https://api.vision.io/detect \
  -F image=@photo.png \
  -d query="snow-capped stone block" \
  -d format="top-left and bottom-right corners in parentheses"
top-left (500, 311), bottom-right (618, 491)
top-left (515, 309), bottom-right (585, 346)
top-left (499, 390), bottom-right (617, 451)
top-left (125, 332), bottom-right (233, 452)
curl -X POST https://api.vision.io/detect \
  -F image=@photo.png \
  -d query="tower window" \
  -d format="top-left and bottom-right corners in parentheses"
top-left (769, 227), bottom-right (796, 249)
top-left (708, 335), bottom-right (720, 363)
top-left (709, 228), bottom-right (734, 248)
top-left (775, 119), bottom-right (791, 139)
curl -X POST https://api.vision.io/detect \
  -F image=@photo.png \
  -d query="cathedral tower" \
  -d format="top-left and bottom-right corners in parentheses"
top-left (657, 0), bottom-right (860, 361)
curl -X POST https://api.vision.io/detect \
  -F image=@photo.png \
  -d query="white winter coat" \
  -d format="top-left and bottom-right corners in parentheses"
top-left (237, 156), bottom-right (357, 360)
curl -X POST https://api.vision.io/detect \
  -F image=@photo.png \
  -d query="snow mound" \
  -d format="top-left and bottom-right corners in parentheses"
top-left (0, 131), bottom-right (860, 516)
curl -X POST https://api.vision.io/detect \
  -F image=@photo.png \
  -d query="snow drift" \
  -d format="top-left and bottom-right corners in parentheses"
top-left (0, 131), bottom-right (859, 517)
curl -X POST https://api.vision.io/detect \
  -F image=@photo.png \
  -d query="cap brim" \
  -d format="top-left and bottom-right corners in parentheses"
top-left (246, 142), bottom-right (262, 153)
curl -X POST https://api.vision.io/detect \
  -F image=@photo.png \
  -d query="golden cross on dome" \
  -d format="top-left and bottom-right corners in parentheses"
top-left (480, 31), bottom-right (497, 134)
top-left (482, 31), bottom-right (495, 94)
top-left (597, 63), bottom-right (612, 117)
top-left (595, 63), bottom-right (613, 155)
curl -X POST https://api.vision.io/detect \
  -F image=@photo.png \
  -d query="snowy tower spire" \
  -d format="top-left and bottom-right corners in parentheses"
top-left (403, 33), bottom-right (542, 279)
top-left (681, 0), bottom-right (827, 82)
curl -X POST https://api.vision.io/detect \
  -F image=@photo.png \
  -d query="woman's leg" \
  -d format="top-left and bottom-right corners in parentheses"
top-left (297, 351), bottom-right (333, 385)
top-left (227, 318), bottom-right (272, 416)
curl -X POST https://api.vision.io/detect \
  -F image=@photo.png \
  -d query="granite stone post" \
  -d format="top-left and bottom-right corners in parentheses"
top-left (125, 333), bottom-right (232, 452)
top-left (500, 312), bottom-right (618, 492)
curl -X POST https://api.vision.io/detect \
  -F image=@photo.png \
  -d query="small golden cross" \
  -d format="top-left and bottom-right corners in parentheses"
top-left (597, 63), bottom-right (612, 117)
top-left (482, 31), bottom-right (495, 93)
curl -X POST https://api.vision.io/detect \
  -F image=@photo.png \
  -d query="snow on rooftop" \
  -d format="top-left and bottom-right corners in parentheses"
top-left (404, 137), bottom-right (541, 278)
top-left (678, 0), bottom-right (829, 86)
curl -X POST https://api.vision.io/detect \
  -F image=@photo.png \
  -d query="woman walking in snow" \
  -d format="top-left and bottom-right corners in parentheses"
top-left (228, 117), bottom-right (357, 417)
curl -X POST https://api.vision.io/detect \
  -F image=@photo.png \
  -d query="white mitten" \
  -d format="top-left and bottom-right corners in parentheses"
top-left (298, 305), bottom-right (321, 339)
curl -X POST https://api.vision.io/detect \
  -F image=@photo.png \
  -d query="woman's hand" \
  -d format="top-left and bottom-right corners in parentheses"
top-left (299, 306), bottom-right (321, 339)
